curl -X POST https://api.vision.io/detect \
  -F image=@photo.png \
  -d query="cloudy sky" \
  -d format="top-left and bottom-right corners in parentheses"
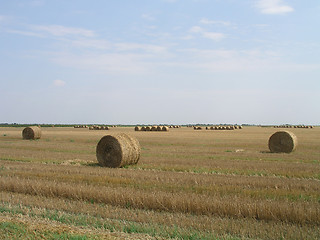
top-left (1, 0), bottom-right (319, 125)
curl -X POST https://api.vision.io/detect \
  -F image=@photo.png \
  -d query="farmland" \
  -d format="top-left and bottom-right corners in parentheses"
top-left (0, 126), bottom-right (319, 239)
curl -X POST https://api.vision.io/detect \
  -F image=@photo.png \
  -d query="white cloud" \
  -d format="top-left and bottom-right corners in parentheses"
top-left (115, 43), bottom-right (167, 53)
top-left (190, 26), bottom-right (203, 33)
top-left (53, 79), bottom-right (66, 87)
top-left (70, 39), bottom-right (111, 50)
top-left (172, 48), bottom-right (298, 73)
top-left (255, 0), bottom-right (294, 14)
top-left (51, 52), bottom-right (156, 75)
top-left (202, 32), bottom-right (225, 41)
top-left (7, 29), bottom-right (45, 38)
top-left (30, 25), bottom-right (95, 37)
top-left (141, 13), bottom-right (155, 21)
top-left (189, 26), bottom-right (226, 41)
top-left (200, 18), bottom-right (231, 26)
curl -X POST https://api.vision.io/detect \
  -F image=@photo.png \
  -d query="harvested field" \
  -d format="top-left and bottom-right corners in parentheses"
top-left (0, 126), bottom-right (319, 239)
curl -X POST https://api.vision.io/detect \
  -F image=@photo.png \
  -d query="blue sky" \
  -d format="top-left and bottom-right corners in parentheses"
top-left (1, 0), bottom-right (319, 125)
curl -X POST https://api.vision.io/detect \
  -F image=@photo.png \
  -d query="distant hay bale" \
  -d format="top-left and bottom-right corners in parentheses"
top-left (134, 126), bottom-right (141, 131)
top-left (162, 126), bottom-right (169, 131)
top-left (22, 126), bottom-right (41, 140)
top-left (141, 126), bottom-right (146, 131)
top-left (151, 126), bottom-right (158, 131)
top-left (96, 133), bottom-right (141, 168)
top-left (156, 126), bottom-right (162, 131)
top-left (268, 131), bottom-right (298, 153)
top-left (145, 126), bottom-right (151, 131)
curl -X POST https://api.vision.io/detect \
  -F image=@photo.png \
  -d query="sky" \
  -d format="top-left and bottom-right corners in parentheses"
top-left (0, 0), bottom-right (319, 125)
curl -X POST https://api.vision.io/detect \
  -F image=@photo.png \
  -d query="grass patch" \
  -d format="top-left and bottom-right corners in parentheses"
top-left (0, 221), bottom-right (98, 240)
top-left (0, 203), bottom-right (239, 240)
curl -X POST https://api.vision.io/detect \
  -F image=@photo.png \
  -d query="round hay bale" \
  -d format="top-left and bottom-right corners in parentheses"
top-left (96, 133), bottom-right (141, 168)
top-left (162, 126), bottom-right (169, 131)
top-left (22, 126), bottom-right (41, 140)
top-left (141, 126), bottom-right (146, 131)
top-left (134, 126), bottom-right (141, 131)
top-left (145, 126), bottom-right (151, 131)
top-left (268, 131), bottom-right (298, 153)
top-left (156, 126), bottom-right (162, 131)
top-left (151, 126), bottom-right (158, 131)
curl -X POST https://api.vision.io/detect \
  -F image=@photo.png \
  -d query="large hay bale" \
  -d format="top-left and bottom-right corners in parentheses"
top-left (268, 131), bottom-right (298, 153)
top-left (22, 126), bottom-right (41, 140)
top-left (134, 126), bottom-right (141, 131)
top-left (162, 126), bottom-right (169, 131)
top-left (96, 133), bottom-right (141, 168)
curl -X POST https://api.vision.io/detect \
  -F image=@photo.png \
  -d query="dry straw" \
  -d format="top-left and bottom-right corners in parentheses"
top-left (22, 126), bottom-right (41, 140)
top-left (96, 133), bottom-right (141, 168)
top-left (268, 131), bottom-right (298, 153)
